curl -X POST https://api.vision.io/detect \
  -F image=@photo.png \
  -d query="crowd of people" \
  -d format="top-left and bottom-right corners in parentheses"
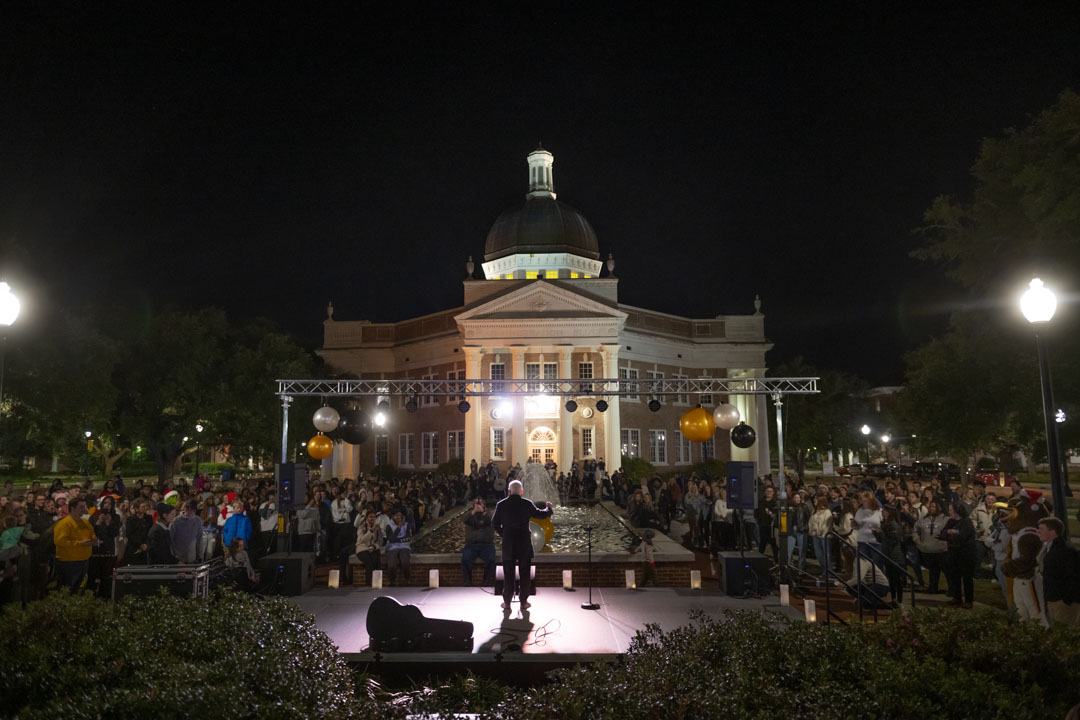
top-left (1, 462), bottom-right (1076, 628)
top-left (0, 468), bottom-right (476, 604)
top-left (618, 468), bottom-right (1079, 623)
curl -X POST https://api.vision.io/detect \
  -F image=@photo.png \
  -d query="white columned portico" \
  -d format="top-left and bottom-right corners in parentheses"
top-left (510, 346), bottom-right (527, 466)
top-left (557, 345), bottom-right (573, 473)
top-left (464, 347), bottom-right (483, 468)
top-left (602, 344), bottom-right (621, 472)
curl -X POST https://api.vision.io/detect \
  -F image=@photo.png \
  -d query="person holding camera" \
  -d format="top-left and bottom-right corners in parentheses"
top-left (461, 497), bottom-right (497, 586)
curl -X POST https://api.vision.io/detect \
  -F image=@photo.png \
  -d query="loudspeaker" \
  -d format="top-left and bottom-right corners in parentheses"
top-left (717, 550), bottom-right (771, 596)
top-left (258, 551), bottom-right (315, 596)
top-left (493, 565), bottom-right (536, 597)
top-left (726, 461), bottom-right (757, 510)
top-left (276, 463), bottom-right (307, 512)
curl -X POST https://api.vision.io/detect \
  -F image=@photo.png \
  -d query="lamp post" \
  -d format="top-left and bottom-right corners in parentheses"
top-left (84, 430), bottom-right (93, 477)
top-left (1020, 277), bottom-right (1070, 536)
top-left (194, 423), bottom-right (204, 479)
top-left (0, 282), bottom-right (20, 467)
top-left (861, 424), bottom-right (871, 465)
top-left (881, 434), bottom-right (890, 465)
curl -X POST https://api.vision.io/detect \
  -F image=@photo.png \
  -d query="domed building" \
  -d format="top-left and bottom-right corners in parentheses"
top-left (318, 147), bottom-right (772, 478)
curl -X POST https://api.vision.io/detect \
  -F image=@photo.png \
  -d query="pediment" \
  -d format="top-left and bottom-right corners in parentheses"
top-left (455, 281), bottom-right (628, 323)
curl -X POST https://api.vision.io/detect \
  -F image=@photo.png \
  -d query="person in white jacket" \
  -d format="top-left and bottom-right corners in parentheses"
top-left (712, 489), bottom-right (733, 550)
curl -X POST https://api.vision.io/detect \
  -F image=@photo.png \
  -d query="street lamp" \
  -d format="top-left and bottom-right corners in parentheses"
top-left (194, 423), bottom-right (204, 479)
top-left (1021, 277), bottom-right (1070, 536)
top-left (0, 282), bottom-right (19, 466)
top-left (881, 434), bottom-right (890, 464)
top-left (84, 430), bottom-right (93, 476)
top-left (861, 424), bottom-right (871, 465)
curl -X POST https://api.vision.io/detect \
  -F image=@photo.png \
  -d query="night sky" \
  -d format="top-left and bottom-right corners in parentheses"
top-left (2, 4), bottom-right (1079, 384)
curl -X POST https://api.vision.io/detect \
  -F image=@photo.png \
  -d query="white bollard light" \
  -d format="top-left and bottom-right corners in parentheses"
top-left (780, 584), bottom-right (790, 605)
top-left (371, 570), bottom-right (383, 589)
top-left (563, 570), bottom-right (573, 589)
top-left (804, 598), bottom-right (817, 623)
top-left (690, 570), bottom-right (702, 589)
top-left (328, 569), bottom-right (340, 589)
top-left (429, 569), bottom-right (440, 588)
top-left (625, 569), bottom-right (637, 589)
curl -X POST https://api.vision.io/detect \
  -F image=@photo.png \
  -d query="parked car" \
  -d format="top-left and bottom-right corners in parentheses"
top-left (866, 463), bottom-right (897, 479)
top-left (838, 464), bottom-right (866, 477)
top-left (970, 468), bottom-right (1017, 487)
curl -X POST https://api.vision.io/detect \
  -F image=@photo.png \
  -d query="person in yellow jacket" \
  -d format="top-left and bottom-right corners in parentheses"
top-left (54, 499), bottom-right (100, 593)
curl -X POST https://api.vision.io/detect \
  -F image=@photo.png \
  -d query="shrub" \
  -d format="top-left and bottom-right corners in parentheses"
top-left (690, 457), bottom-right (725, 481)
top-left (0, 590), bottom-right (389, 719)
top-left (437, 457), bottom-right (465, 476)
top-left (620, 455), bottom-right (655, 482)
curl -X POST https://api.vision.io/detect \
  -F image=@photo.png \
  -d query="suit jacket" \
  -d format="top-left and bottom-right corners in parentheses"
top-left (147, 522), bottom-right (178, 564)
top-left (492, 494), bottom-right (552, 560)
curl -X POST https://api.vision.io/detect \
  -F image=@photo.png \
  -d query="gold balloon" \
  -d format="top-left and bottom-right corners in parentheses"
top-left (680, 406), bottom-right (716, 443)
top-left (307, 433), bottom-right (333, 460)
top-left (531, 517), bottom-right (554, 543)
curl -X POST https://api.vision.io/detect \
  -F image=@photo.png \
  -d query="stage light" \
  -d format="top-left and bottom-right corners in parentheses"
top-left (374, 412), bottom-right (387, 427)
top-left (405, 395), bottom-right (418, 413)
top-left (499, 400), bottom-right (512, 418)
top-left (377, 399), bottom-right (389, 413)
top-left (458, 400), bottom-right (471, 413)
top-left (565, 399), bottom-right (577, 413)
top-left (596, 399), bottom-right (608, 413)
top-left (648, 399), bottom-right (661, 412)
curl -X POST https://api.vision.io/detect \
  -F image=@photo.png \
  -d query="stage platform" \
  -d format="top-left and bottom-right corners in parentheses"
top-left (291, 585), bottom-right (802, 674)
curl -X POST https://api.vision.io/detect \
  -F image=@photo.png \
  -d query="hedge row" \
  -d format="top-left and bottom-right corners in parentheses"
top-left (4, 594), bottom-right (1078, 719)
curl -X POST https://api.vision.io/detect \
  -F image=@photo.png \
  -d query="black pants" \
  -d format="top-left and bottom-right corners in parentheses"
top-left (758, 524), bottom-right (779, 559)
top-left (884, 563), bottom-right (906, 602)
top-left (296, 533), bottom-right (315, 553)
top-left (920, 551), bottom-right (946, 593)
top-left (947, 550), bottom-right (977, 604)
top-left (501, 551), bottom-right (533, 604)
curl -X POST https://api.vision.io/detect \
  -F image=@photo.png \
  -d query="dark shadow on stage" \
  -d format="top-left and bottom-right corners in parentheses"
top-left (476, 608), bottom-right (535, 654)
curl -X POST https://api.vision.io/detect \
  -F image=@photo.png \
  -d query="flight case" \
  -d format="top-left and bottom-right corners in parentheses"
top-left (111, 559), bottom-right (221, 601)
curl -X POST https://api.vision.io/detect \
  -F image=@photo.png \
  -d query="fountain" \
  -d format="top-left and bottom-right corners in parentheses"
top-left (521, 462), bottom-right (559, 507)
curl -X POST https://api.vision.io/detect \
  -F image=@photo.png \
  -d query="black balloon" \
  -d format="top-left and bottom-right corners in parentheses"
top-left (730, 422), bottom-right (756, 449)
top-left (338, 409), bottom-right (373, 445)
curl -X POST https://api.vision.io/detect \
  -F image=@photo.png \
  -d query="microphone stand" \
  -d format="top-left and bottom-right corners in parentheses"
top-left (581, 525), bottom-right (600, 610)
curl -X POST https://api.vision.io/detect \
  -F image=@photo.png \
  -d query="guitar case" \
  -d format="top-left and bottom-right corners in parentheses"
top-left (366, 596), bottom-right (474, 652)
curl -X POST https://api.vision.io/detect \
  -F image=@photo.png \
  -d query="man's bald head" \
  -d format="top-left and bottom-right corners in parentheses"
top-left (508, 480), bottom-right (523, 495)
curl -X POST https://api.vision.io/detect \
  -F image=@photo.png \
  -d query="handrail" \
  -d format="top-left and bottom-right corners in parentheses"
top-left (826, 530), bottom-right (919, 621)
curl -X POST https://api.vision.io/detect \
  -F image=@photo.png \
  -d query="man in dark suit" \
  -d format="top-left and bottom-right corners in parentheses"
top-left (147, 503), bottom-right (178, 564)
top-left (492, 479), bottom-right (553, 609)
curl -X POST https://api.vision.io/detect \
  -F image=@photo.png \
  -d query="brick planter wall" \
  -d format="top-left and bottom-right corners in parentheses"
top-left (349, 559), bottom-right (692, 588)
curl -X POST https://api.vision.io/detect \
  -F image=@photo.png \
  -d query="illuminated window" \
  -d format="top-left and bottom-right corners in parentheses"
top-left (399, 434), bottom-right (414, 467)
top-left (545, 270), bottom-right (558, 279)
top-left (491, 427), bottom-right (505, 460)
top-left (526, 271), bottom-right (539, 279)
top-left (619, 366), bottom-right (639, 401)
top-left (621, 428), bottom-right (641, 459)
top-left (583, 274), bottom-right (592, 279)
top-left (676, 430), bottom-right (691, 464)
top-left (582, 426), bottom-right (594, 457)
top-left (570, 272), bottom-right (580, 279)
top-left (578, 361), bottom-right (593, 392)
top-left (490, 363), bottom-right (505, 393)
top-left (422, 432), bottom-right (439, 466)
top-left (649, 430), bottom-right (667, 465)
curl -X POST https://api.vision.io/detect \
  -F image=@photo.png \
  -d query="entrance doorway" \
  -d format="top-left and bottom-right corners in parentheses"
top-left (528, 426), bottom-right (556, 465)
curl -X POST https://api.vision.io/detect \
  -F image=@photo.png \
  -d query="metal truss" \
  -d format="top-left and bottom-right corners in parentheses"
top-left (276, 377), bottom-right (818, 399)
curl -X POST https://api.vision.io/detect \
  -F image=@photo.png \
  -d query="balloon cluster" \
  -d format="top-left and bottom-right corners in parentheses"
top-left (678, 402), bottom-right (755, 448)
top-left (307, 405), bottom-right (374, 460)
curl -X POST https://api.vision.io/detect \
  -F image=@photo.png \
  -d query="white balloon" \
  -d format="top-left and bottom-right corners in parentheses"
top-left (529, 522), bottom-right (546, 554)
top-left (312, 406), bottom-right (340, 432)
top-left (713, 403), bottom-right (741, 430)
